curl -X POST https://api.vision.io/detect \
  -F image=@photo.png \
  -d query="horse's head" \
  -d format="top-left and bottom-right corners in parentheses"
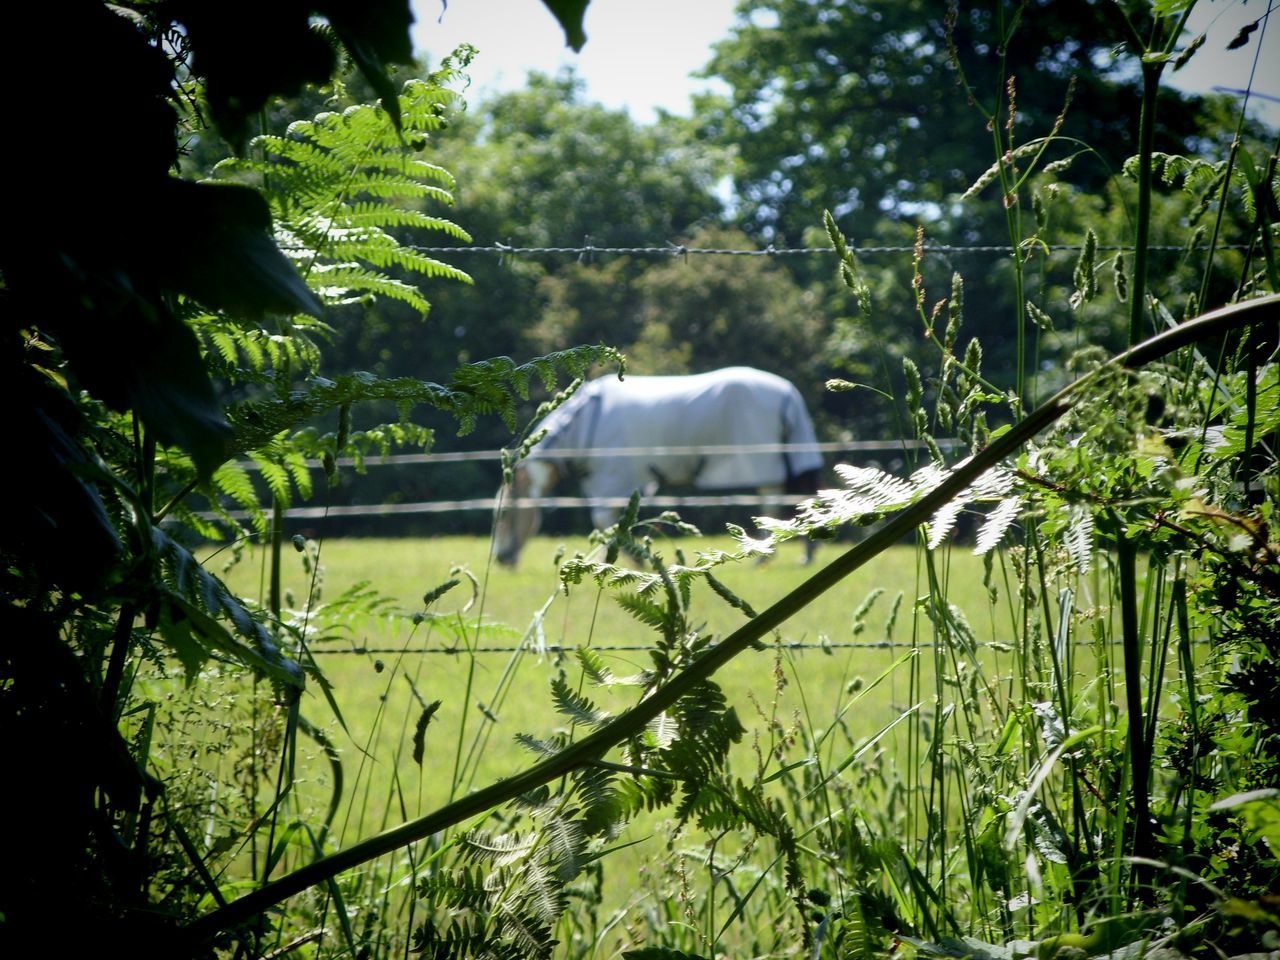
top-left (493, 459), bottom-right (558, 566)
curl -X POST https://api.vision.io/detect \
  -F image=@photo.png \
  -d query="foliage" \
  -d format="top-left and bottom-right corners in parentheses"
top-left (690, 0), bottom-right (1268, 441)
top-left (248, 2), bottom-right (1274, 956)
top-left (0, 1), bottom-right (596, 953)
top-left (697, 0), bottom-right (1216, 246)
top-left (269, 71), bottom-right (737, 532)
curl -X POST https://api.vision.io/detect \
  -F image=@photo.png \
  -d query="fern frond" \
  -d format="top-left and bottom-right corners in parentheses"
top-left (974, 496), bottom-right (1024, 556)
top-left (571, 765), bottom-right (625, 837)
top-left (150, 527), bottom-right (302, 688)
top-left (514, 732), bottom-right (567, 757)
top-left (211, 460), bottom-right (259, 511)
top-left (282, 448), bottom-right (312, 500)
top-left (252, 454), bottom-right (292, 505)
top-left (417, 865), bottom-right (492, 911)
top-left (541, 815), bottom-right (585, 883)
top-left (550, 673), bottom-right (610, 728)
top-left (648, 711), bottom-right (679, 749)
top-left (926, 495), bottom-right (968, 550)
top-left (575, 647), bottom-right (615, 686)
top-left (305, 263), bottom-right (432, 311)
top-left (496, 902), bottom-right (557, 957)
top-left (1064, 502), bottom-right (1095, 573)
top-left (462, 829), bottom-right (538, 867)
top-left (615, 592), bottom-right (672, 631)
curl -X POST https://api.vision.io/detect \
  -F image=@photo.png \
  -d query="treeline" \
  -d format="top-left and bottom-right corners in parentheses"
top-left (188, 2), bottom-right (1265, 534)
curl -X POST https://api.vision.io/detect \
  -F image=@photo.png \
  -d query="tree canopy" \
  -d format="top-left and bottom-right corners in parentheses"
top-left (698, 0), bottom-right (1217, 246)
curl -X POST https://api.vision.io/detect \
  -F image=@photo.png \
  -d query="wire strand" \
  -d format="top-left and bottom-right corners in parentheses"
top-left (398, 241), bottom-right (1217, 258)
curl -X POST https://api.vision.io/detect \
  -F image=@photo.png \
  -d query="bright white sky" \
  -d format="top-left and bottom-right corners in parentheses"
top-left (409, 0), bottom-right (1279, 126)
top-left (410, 0), bottom-right (738, 123)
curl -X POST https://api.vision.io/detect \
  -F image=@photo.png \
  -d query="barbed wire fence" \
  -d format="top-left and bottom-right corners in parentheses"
top-left (216, 439), bottom-right (959, 520)
top-left (219, 433), bottom-right (1145, 659)
top-left (238, 239), bottom-right (1224, 656)
top-left (309, 638), bottom-right (1030, 657)
top-left (404, 240), bottom-right (1216, 259)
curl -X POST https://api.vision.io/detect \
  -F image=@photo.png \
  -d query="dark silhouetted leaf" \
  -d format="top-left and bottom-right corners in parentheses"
top-left (412, 700), bottom-right (443, 765)
top-left (540, 0), bottom-right (589, 50)
top-left (1227, 20), bottom-right (1259, 50)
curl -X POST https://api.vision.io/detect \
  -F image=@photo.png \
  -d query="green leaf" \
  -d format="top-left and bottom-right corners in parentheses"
top-left (161, 180), bottom-right (323, 319)
top-left (1210, 789), bottom-right (1280, 853)
top-left (320, 0), bottom-right (417, 131)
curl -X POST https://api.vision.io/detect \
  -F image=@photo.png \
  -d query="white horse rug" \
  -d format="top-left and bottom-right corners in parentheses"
top-left (530, 366), bottom-right (823, 522)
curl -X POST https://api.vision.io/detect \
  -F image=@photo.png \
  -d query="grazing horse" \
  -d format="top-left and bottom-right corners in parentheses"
top-left (493, 366), bottom-right (823, 565)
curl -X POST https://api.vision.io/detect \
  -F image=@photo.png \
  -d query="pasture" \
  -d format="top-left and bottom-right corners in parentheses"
top-left (204, 533), bottom-right (998, 810)
top-left (177, 532), bottom-right (1077, 935)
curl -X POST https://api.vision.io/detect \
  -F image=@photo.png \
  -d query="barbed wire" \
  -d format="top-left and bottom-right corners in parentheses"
top-left (244, 438), bottom-right (958, 471)
top-left (208, 492), bottom-right (816, 520)
top-left (404, 240), bottom-right (1214, 259)
top-left (309, 636), bottom-right (1155, 656)
top-left (210, 438), bottom-right (959, 519)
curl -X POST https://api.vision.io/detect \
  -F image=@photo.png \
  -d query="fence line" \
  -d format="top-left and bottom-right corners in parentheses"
top-left (212, 438), bottom-right (962, 520)
top-left (403, 241), bottom-right (1214, 259)
top-left (309, 636), bottom-right (1160, 657)
top-left (247, 437), bottom-right (961, 471)
top-left (311, 641), bottom-right (983, 655)
top-left (211, 493), bottom-right (816, 520)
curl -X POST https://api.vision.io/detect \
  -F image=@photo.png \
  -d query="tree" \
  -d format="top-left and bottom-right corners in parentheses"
top-left (362, 70), bottom-right (731, 379)
top-left (531, 224), bottom-right (827, 409)
top-left (691, 0), bottom-right (1259, 435)
top-left (698, 0), bottom-right (1216, 247)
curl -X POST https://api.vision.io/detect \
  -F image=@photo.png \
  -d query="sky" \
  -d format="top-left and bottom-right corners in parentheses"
top-left (410, 0), bottom-right (1279, 128)
top-left (410, 0), bottom-right (738, 123)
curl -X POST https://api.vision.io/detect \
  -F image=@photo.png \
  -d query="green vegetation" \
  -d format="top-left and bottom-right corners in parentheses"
top-left (2, 1), bottom-right (1278, 958)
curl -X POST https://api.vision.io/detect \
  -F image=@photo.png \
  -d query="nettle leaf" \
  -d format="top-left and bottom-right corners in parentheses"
top-left (179, 0), bottom-right (416, 148)
top-left (163, 179), bottom-right (323, 320)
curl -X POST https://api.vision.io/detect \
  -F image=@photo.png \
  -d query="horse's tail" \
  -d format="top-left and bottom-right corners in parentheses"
top-left (785, 467), bottom-right (820, 495)
top-left (781, 382), bottom-right (824, 489)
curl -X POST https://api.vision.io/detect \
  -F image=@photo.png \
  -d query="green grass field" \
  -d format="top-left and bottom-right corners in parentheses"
top-left (164, 532), bottom-right (1147, 953)
top-left (199, 534), bottom-right (1003, 835)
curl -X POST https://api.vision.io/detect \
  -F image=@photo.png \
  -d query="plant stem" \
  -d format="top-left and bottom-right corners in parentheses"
top-left (1128, 61), bottom-right (1162, 346)
top-left (1116, 526), bottom-right (1153, 880)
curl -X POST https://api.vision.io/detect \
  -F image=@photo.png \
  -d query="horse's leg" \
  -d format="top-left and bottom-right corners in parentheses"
top-left (751, 479), bottom-right (818, 564)
top-left (785, 468), bottom-right (821, 564)
top-left (754, 484), bottom-right (795, 564)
